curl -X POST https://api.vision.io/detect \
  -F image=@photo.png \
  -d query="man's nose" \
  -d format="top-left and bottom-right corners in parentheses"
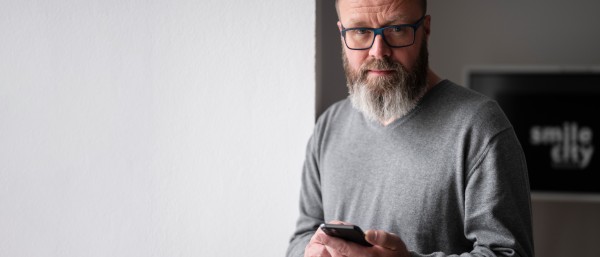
top-left (368, 35), bottom-right (392, 59)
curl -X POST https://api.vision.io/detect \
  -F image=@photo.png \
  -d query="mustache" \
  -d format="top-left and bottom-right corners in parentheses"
top-left (359, 57), bottom-right (403, 75)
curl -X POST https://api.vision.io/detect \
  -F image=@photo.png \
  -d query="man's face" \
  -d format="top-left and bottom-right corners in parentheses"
top-left (337, 0), bottom-right (431, 122)
top-left (337, 0), bottom-right (429, 79)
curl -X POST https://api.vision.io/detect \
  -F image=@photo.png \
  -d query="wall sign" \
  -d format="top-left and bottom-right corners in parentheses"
top-left (469, 70), bottom-right (599, 194)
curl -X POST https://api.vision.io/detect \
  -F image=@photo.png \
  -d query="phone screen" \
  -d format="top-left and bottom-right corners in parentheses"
top-left (320, 224), bottom-right (373, 247)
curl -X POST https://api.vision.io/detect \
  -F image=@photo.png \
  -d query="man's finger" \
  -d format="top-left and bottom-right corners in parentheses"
top-left (305, 242), bottom-right (333, 257)
top-left (364, 230), bottom-right (405, 251)
top-left (325, 245), bottom-right (347, 257)
top-left (316, 233), bottom-right (364, 256)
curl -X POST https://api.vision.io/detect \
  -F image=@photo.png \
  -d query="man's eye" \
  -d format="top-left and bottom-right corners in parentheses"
top-left (392, 26), bottom-right (404, 33)
top-left (355, 29), bottom-right (371, 35)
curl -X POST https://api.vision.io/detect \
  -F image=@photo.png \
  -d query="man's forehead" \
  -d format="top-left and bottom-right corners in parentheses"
top-left (339, 0), bottom-right (415, 24)
top-left (344, 0), bottom-right (405, 9)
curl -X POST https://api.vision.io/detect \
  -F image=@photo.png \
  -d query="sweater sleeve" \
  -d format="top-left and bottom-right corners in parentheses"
top-left (411, 128), bottom-right (535, 257)
top-left (286, 131), bottom-right (325, 257)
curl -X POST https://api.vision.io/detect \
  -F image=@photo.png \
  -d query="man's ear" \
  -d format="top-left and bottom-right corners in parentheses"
top-left (423, 15), bottom-right (431, 40)
top-left (337, 21), bottom-right (346, 46)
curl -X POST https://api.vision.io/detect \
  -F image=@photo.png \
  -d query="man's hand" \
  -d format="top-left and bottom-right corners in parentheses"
top-left (316, 228), bottom-right (410, 257)
top-left (304, 221), bottom-right (347, 257)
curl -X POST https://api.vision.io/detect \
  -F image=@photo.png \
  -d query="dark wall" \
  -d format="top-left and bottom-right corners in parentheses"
top-left (316, 1), bottom-right (600, 257)
top-left (315, 0), bottom-right (346, 119)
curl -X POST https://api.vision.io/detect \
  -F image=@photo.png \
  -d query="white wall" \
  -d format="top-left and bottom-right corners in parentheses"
top-left (0, 1), bottom-right (314, 256)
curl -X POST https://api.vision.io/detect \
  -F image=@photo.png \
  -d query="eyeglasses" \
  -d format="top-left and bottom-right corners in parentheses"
top-left (340, 15), bottom-right (426, 50)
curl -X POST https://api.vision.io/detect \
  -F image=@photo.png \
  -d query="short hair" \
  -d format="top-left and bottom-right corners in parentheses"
top-left (335, 0), bottom-right (427, 19)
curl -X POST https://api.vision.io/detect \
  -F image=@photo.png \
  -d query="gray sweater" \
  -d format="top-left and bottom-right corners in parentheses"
top-left (286, 80), bottom-right (534, 257)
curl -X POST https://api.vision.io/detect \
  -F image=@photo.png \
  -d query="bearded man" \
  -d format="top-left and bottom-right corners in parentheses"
top-left (286, 0), bottom-right (534, 257)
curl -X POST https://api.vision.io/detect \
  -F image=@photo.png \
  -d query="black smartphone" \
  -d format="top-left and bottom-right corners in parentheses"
top-left (320, 223), bottom-right (373, 247)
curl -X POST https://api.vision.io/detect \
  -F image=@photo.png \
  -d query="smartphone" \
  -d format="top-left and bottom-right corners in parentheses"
top-left (319, 223), bottom-right (373, 247)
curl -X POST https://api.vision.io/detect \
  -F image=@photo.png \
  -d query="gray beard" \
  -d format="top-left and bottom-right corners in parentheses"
top-left (344, 41), bottom-right (429, 123)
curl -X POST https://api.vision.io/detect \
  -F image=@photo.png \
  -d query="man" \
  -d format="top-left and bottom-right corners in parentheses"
top-left (287, 0), bottom-right (534, 256)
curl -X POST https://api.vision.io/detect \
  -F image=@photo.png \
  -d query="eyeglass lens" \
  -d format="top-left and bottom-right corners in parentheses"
top-left (345, 26), bottom-right (415, 49)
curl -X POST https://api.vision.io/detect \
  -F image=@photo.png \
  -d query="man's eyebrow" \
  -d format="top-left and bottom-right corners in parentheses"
top-left (345, 15), bottom-right (409, 27)
top-left (384, 14), bottom-right (409, 25)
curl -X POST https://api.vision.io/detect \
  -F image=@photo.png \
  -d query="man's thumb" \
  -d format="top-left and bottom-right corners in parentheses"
top-left (365, 230), bottom-right (402, 251)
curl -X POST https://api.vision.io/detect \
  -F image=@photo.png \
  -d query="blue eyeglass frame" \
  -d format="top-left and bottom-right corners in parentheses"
top-left (340, 15), bottom-right (426, 50)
